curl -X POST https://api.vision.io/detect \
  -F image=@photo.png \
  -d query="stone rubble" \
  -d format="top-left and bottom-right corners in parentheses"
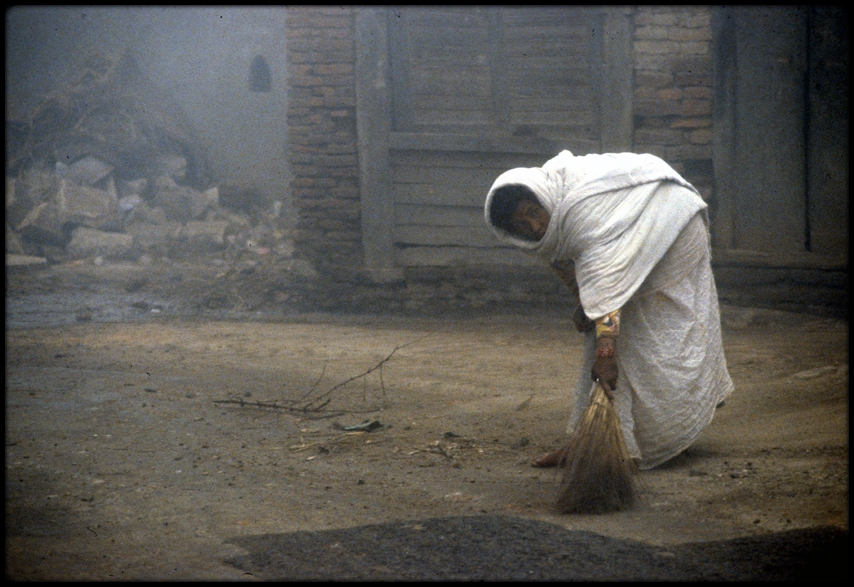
top-left (5, 49), bottom-right (296, 273)
top-left (6, 155), bottom-right (292, 269)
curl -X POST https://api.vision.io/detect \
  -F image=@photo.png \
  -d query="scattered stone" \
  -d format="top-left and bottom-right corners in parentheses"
top-left (125, 221), bottom-right (181, 251)
top-left (75, 311), bottom-right (93, 322)
top-left (117, 178), bottom-right (148, 198)
top-left (55, 177), bottom-right (121, 230)
top-left (5, 222), bottom-right (26, 254)
top-left (5, 253), bottom-right (48, 266)
top-left (126, 202), bottom-right (169, 225)
top-left (187, 187), bottom-right (219, 219)
top-left (153, 153), bottom-right (188, 181)
top-left (5, 177), bottom-right (27, 228)
top-left (179, 220), bottom-right (228, 250)
top-left (7, 165), bottom-right (59, 228)
top-left (5, 66), bottom-right (287, 272)
top-left (150, 183), bottom-right (216, 223)
top-left (66, 226), bottom-right (134, 259)
top-left (16, 201), bottom-right (66, 245)
top-left (153, 180), bottom-right (194, 223)
top-left (54, 156), bottom-right (113, 186)
top-left (118, 194), bottom-right (144, 213)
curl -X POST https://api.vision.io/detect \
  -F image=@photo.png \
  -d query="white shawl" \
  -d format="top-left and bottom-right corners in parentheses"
top-left (484, 151), bottom-right (708, 318)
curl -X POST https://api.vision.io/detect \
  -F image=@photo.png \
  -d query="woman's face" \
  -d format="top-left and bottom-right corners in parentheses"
top-left (509, 199), bottom-right (550, 241)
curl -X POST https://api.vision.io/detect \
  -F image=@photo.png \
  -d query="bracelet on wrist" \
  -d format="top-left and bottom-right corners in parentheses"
top-left (594, 309), bottom-right (621, 339)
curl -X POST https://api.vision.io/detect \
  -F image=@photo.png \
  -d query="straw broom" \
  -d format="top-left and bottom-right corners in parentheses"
top-left (556, 382), bottom-right (640, 514)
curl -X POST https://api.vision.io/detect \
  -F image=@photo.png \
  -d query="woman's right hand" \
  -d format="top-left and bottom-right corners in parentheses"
top-left (592, 337), bottom-right (618, 400)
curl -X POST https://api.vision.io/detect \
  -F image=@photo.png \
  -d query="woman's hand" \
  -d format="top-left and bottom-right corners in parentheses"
top-left (592, 337), bottom-right (618, 400)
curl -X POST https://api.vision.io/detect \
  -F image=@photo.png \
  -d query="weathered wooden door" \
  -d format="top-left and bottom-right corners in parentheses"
top-left (714, 6), bottom-right (848, 261)
top-left (356, 7), bottom-right (634, 279)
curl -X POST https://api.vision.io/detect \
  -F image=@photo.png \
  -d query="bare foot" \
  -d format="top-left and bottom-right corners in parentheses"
top-left (531, 449), bottom-right (567, 468)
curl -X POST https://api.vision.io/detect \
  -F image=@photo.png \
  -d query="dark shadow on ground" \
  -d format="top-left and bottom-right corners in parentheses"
top-left (225, 515), bottom-right (847, 581)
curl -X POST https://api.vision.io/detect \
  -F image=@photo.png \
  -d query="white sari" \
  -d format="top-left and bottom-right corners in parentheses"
top-left (485, 151), bottom-right (734, 469)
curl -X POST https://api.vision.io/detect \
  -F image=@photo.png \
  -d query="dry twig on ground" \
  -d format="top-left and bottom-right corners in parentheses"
top-left (213, 334), bottom-right (432, 418)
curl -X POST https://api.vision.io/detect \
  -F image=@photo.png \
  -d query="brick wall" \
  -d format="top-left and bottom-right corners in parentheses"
top-left (285, 7), bottom-right (363, 278)
top-left (631, 6), bottom-right (716, 211)
top-left (282, 7), bottom-right (733, 314)
top-left (285, 6), bottom-right (719, 286)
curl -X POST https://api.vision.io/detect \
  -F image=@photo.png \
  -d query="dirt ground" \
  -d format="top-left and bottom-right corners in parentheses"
top-left (5, 259), bottom-right (849, 581)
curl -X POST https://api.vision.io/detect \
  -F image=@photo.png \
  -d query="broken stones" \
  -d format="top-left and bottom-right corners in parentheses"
top-left (54, 156), bottom-right (114, 186)
top-left (56, 177), bottom-right (122, 231)
top-left (125, 221), bottom-right (182, 252)
top-left (12, 171), bottom-right (122, 247)
top-left (5, 50), bottom-right (288, 268)
top-left (152, 153), bottom-right (188, 182)
top-left (6, 166), bottom-right (57, 229)
top-left (178, 220), bottom-right (229, 251)
top-left (126, 202), bottom-right (169, 226)
top-left (152, 178), bottom-right (219, 223)
top-left (7, 153), bottom-right (238, 262)
top-left (5, 253), bottom-right (48, 267)
top-left (117, 178), bottom-right (148, 199)
top-left (66, 226), bottom-right (134, 259)
top-left (6, 222), bottom-right (26, 255)
top-left (193, 187), bottom-right (220, 219)
top-left (17, 200), bottom-right (72, 247)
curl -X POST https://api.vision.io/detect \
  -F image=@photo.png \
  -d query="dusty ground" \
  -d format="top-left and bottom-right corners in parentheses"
top-left (5, 259), bottom-right (849, 581)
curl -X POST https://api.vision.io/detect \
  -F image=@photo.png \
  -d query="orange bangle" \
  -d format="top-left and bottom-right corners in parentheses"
top-left (596, 346), bottom-right (615, 358)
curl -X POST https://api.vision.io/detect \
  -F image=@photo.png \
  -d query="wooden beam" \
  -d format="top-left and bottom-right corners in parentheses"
top-left (356, 8), bottom-right (403, 282)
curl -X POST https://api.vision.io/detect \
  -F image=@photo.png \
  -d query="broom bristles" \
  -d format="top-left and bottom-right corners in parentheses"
top-left (556, 383), bottom-right (640, 514)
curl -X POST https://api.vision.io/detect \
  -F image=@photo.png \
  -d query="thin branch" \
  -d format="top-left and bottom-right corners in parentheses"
top-left (292, 363), bottom-right (327, 404)
top-left (214, 333), bottom-right (433, 416)
top-left (211, 397), bottom-right (347, 419)
top-left (301, 333), bottom-right (432, 411)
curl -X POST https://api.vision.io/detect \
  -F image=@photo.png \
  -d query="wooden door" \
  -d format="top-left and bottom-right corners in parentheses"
top-left (733, 6), bottom-right (808, 253)
top-left (714, 6), bottom-right (848, 262)
top-left (356, 7), bottom-right (634, 276)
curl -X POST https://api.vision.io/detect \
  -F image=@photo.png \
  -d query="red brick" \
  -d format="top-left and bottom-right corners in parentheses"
top-left (634, 71), bottom-right (673, 88)
top-left (679, 99), bottom-right (712, 116)
top-left (688, 129), bottom-right (713, 144)
top-left (634, 25), bottom-right (669, 40)
top-left (634, 10), bottom-right (678, 27)
top-left (665, 144), bottom-right (712, 160)
top-left (670, 117), bottom-right (712, 129)
top-left (635, 128), bottom-right (684, 144)
top-left (657, 87), bottom-right (684, 101)
top-left (669, 27), bottom-right (712, 42)
top-left (683, 86), bottom-right (713, 100)
top-left (633, 100), bottom-right (682, 117)
top-left (635, 40), bottom-right (679, 55)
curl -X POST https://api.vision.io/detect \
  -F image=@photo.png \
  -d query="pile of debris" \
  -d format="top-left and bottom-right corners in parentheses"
top-left (5, 49), bottom-right (288, 267)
